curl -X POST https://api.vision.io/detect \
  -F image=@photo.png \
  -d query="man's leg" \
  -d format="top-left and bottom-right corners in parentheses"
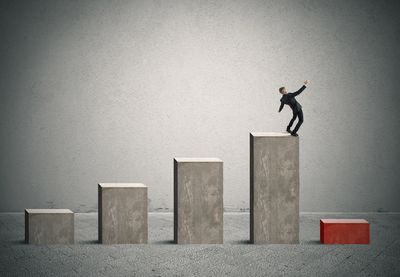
top-left (291, 109), bottom-right (304, 134)
top-left (287, 111), bottom-right (298, 132)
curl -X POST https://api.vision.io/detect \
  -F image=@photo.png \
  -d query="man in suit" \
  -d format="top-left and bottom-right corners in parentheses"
top-left (278, 80), bottom-right (309, 137)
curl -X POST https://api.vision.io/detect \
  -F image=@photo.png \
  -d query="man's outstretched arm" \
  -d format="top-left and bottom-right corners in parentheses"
top-left (292, 80), bottom-right (309, 96)
top-left (278, 102), bottom-right (284, 112)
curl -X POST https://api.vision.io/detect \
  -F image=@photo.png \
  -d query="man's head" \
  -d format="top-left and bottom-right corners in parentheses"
top-left (279, 87), bottom-right (287, 95)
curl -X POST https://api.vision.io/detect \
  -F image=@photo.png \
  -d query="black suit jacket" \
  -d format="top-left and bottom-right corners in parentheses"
top-left (279, 85), bottom-right (306, 113)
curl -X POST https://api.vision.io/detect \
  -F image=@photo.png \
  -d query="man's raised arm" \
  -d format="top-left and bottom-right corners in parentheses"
top-left (292, 80), bottom-right (309, 96)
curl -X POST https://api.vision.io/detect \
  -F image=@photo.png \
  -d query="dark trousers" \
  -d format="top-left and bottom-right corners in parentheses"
top-left (287, 109), bottom-right (304, 134)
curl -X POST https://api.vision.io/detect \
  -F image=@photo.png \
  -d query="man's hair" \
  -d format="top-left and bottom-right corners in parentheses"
top-left (279, 87), bottom-right (285, 93)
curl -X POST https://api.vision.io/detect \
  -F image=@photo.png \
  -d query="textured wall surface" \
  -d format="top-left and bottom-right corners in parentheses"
top-left (0, 0), bottom-right (399, 212)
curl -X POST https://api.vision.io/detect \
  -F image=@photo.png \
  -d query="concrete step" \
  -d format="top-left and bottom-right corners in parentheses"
top-left (98, 183), bottom-right (148, 244)
top-left (25, 209), bottom-right (74, 245)
top-left (174, 158), bottom-right (223, 244)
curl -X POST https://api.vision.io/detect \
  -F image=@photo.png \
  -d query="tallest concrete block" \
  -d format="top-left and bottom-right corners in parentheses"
top-left (250, 132), bottom-right (299, 244)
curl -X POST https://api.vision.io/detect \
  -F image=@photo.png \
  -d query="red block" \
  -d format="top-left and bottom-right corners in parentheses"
top-left (320, 219), bottom-right (370, 244)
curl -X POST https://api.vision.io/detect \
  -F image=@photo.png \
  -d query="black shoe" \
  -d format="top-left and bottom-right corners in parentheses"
top-left (286, 126), bottom-right (291, 133)
top-left (290, 131), bottom-right (298, 137)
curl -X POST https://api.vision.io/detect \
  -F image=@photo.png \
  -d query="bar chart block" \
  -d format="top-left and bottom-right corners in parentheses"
top-left (174, 158), bottom-right (223, 244)
top-left (25, 209), bottom-right (74, 245)
top-left (320, 219), bottom-right (370, 244)
top-left (250, 132), bottom-right (299, 244)
top-left (98, 183), bottom-right (148, 244)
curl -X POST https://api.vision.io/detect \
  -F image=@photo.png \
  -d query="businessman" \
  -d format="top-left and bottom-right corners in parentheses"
top-left (278, 80), bottom-right (309, 136)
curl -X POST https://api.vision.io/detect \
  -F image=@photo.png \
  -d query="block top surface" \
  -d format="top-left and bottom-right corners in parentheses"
top-left (99, 183), bottom-right (147, 188)
top-left (174, 157), bottom-right (222, 162)
top-left (25, 209), bottom-right (73, 214)
top-left (251, 132), bottom-right (292, 137)
top-left (320, 219), bottom-right (369, 224)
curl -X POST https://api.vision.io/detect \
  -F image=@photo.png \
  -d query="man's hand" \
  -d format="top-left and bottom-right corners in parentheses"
top-left (304, 80), bottom-right (310, 85)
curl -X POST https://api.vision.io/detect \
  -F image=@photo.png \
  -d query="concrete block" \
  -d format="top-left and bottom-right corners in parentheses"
top-left (250, 132), bottom-right (299, 244)
top-left (320, 219), bottom-right (370, 244)
top-left (98, 183), bottom-right (148, 244)
top-left (174, 158), bottom-right (223, 244)
top-left (25, 209), bottom-right (74, 245)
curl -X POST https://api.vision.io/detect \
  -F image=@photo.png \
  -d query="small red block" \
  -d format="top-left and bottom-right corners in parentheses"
top-left (320, 219), bottom-right (370, 244)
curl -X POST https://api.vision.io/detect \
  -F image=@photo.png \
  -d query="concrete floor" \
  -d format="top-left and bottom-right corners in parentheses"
top-left (0, 212), bottom-right (399, 276)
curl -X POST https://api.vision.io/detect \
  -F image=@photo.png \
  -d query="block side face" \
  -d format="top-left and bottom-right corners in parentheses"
top-left (175, 161), bottom-right (223, 244)
top-left (144, 189), bottom-right (149, 243)
top-left (252, 136), bottom-right (299, 244)
top-left (101, 187), bottom-right (148, 244)
top-left (98, 185), bottom-right (102, 243)
top-left (25, 210), bottom-right (29, 244)
top-left (320, 220), bottom-right (324, 243)
top-left (174, 159), bottom-right (178, 243)
top-left (250, 133), bottom-right (255, 243)
top-left (27, 213), bottom-right (74, 245)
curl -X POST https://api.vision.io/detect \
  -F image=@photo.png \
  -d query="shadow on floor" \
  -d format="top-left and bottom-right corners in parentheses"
top-left (152, 240), bottom-right (175, 245)
top-left (301, 239), bottom-right (321, 245)
top-left (79, 239), bottom-right (100, 245)
top-left (10, 239), bottom-right (25, 245)
top-left (232, 239), bottom-right (322, 245)
top-left (232, 239), bottom-right (252, 245)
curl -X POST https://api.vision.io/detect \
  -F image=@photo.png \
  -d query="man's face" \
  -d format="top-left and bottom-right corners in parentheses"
top-left (281, 87), bottom-right (287, 94)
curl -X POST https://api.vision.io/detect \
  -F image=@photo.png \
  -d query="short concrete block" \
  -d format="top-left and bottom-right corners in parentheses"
top-left (98, 183), bottom-right (148, 244)
top-left (250, 132), bottom-right (299, 244)
top-left (174, 158), bottom-right (223, 244)
top-left (25, 209), bottom-right (74, 245)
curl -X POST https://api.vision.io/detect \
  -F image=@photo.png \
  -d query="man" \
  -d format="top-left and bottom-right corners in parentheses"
top-left (278, 80), bottom-right (309, 137)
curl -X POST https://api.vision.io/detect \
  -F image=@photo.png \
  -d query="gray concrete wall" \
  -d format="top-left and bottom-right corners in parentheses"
top-left (0, 0), bottom-right (399, 212)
